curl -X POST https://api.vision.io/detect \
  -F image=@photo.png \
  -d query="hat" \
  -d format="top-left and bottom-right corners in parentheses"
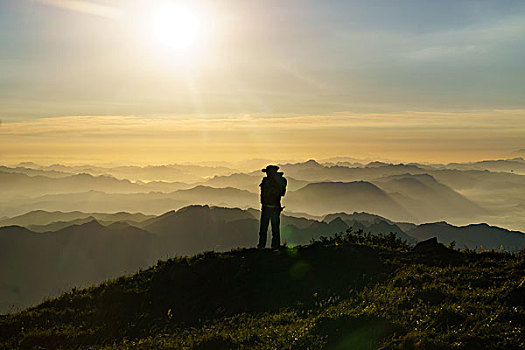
top-left (262, 165), bottom-right (280, 173)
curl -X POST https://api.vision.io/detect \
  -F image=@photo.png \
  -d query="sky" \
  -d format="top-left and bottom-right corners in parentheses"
top-left (1, 0), bottom-right (524, 164)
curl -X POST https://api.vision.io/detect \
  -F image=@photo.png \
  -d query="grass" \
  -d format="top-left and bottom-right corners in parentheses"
top-left (1, 230), bottom-right (524, 349)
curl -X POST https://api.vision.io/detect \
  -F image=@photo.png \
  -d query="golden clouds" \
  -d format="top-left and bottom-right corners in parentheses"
top-left (1, 110), bottom-right (524, 165)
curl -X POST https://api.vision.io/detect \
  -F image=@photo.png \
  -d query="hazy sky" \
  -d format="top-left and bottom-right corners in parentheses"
top-left (1, 0), bottom-right (524, 164)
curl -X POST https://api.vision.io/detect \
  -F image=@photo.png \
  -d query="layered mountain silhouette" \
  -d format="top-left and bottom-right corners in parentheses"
top-left (373, 173), bottom-right (486, 222)
top-left (0, 170), bottom-right (188, 198)
top-left (139, 205), bottom-right (258, 255)
top-left (0, 210), bottom-right (154, 228)
top-left (407, 222), bottom-right (525, 251)
top-left (202, 173), bottom-right (309, 192)
top-left (3, 159), bottom-right (525, 231)
top-left (0, 165), bottom-right (70, 178)
top-left (2, 204), bottom-right (523, 314)
top-left (170, 186), bottom-right (257, 207)
top-left (447, 157), bottom-right (525, 174)
top-left (429, 167), bottom-right (525, 192)
top-left (2, 158), bottom-right (525, 315)
top-left (3, 175), bottom-right (481, 224)
top-left (0, 220), bottom-right (158, 313)
top-left (285, 181), bottom-right (414, 221)
top-left (428, 168), bottom-right (525, 231)
top-left (0, 206), bottom-right (297, 312)
top-left (14, 163), bottom-right (233, 182)
top-left (0, 186), bottom-right (258, 217)
top-left (323, 212), bottom-right (416, 243)
top-left (0, 171), bottom-right (139, 196)
top-left (278, 160), bottom-right (427, 182)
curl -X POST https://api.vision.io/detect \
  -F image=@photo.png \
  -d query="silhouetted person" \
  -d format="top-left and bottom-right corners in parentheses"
top-left (258, 165), bottom-right (287, 248)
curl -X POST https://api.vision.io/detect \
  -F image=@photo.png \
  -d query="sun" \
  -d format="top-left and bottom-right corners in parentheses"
top-left (151, 3), bottom-right (201, 50)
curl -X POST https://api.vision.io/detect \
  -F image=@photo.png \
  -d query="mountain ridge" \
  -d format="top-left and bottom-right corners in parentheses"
top-left (286, 181), bottom-right (414, 221)
top-left (1, 235), bottom-right (522, 349)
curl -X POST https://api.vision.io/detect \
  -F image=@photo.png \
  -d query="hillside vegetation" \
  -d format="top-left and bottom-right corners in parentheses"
top-left (1, 231), bottom-right (524, 350)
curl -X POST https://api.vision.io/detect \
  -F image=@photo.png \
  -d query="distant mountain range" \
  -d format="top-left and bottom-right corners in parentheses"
top-left (14, 162), bottom-right (234, 182)
top-left (372, 173), bottom-right (485, 222)
top-left (0, 186), bottom-right (259, 217)
top-left (446, 157), bottom-right (525, 174)
top-left (1, 205), bottom-right (523, 314)
top-left (0, 170), bottom-right (191, 198)
top-left (276, 159), bottom-right (428, 182)
top-left (0, 171), bottom-right (487, 225)
top-left (407, 222), bottom-right (525, 251)
top-left (323, 212), bottom-right (416, 243)
top-left (4, 158), bottom-right (525, 231)
top-left (285, 181), bottom-right (415, 221)
top-left (0, 209), bottom-right (154, 227)
top-left (201, 173), bottom-right (309, 192)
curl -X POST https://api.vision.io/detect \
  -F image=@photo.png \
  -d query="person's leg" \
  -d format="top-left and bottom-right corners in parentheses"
top-left (258, 207), bottom-right (270, 248)
top-left (270, 209), bottom-right (281, 248)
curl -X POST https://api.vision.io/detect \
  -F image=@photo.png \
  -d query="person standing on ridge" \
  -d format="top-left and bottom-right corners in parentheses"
top-left (258, 165), bottom-right (287, 248)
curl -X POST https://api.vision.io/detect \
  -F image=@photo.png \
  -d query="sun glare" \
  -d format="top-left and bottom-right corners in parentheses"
top-left (151, 3), bottom-right (201, 50)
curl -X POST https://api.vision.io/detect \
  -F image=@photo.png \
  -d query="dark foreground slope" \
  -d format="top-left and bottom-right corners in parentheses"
top-left (1, 234), bottom-right (524, 350)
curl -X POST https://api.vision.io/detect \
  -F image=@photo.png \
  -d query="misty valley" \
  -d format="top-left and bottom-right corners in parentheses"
top-left (1, 158), bottom-right (525, 315)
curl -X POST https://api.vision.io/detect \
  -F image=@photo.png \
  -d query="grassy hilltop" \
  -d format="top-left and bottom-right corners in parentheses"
top-left (1, 232), bottom-right (524, 350)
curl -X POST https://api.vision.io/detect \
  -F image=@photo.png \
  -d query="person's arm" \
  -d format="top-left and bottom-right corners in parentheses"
top-left (281, 177), bottom-right (287, 196)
